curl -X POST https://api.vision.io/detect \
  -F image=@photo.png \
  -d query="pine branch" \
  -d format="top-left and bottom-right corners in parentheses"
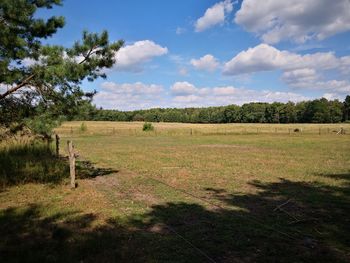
top-left (0, 74), bottom-right (36, 100)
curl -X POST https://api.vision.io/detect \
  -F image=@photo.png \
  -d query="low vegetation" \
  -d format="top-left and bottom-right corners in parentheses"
top-left (142, 122), bottom-right (154, 131)
top-left (1, 122), bottom-right (349, 262)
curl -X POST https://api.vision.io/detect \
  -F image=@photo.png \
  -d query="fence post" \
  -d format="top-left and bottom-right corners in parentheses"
top-left (55, 134), bottom-right (60, 157)
top-left (67, 140), bottom-right (76, 189)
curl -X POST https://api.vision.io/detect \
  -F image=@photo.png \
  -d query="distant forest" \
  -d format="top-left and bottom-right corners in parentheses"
top-left (75, 95), bottom-right (350, 124)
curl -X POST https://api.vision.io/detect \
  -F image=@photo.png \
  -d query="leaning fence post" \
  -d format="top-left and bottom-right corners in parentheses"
top-left (55, 134), bottom-right (60, 157)
top-left (67, 140), bottom-right (76, 189)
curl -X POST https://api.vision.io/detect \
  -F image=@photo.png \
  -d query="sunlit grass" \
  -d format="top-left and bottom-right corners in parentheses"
top-left (1, 121), bottom-right (349, 262)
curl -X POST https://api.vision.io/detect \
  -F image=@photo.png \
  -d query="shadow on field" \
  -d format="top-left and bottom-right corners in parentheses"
top-left (0, 144), bottom-right (118, 188)
top-left (0, 173), bottom-right (349, 262)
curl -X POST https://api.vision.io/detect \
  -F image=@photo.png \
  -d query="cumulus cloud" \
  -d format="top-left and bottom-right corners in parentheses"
top-left (170, 82), bottom-right (198, 96)
top-left (170, 81), bottom-right (307, 107)
top-left (235, 0), bottom-right (350, 44)
top-left (94, 81), bottom-right (165, 110)
top-left (114, 40), bottom-right (168, 72)
top-left (223, 44), bottom-right (350, 95)
top-left (93, 80), bottom-right (309, 110)
top-left (322, 93), bottom-right (344, 101)
top-left (191, 54), bottom-right (219, 72)
top-left (223, 44), bottom-right (341, 75)
top-left (195, 0), bottom-right (233, 32)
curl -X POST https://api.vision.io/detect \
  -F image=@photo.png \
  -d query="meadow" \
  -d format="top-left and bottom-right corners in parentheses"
top-left (1, 121), bottom-right (350, 262)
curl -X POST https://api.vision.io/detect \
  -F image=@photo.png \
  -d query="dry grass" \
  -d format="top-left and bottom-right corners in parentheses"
top-left (1, 121), bottom-right (350, 262)
top-left (56, 121), bottom-right (350, 136)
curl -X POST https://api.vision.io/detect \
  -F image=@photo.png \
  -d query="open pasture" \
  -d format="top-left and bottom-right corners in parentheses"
top-left (1, 121), bottom-right (350, 262)
top-left (57, 121), bottom-right (350, 136)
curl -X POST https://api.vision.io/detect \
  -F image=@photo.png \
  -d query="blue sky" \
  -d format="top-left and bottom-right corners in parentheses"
top-left (39, 0), bottom-right (350, 110)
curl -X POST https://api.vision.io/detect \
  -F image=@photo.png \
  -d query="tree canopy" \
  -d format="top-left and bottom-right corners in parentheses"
top-left (0, 0), bottom-right (124, 136)
top-left (80, 96), bottom-right (349, 124)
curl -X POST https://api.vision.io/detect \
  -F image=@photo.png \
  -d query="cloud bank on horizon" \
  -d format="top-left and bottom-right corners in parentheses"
top-left (62, 0), bottom-right (350, 110)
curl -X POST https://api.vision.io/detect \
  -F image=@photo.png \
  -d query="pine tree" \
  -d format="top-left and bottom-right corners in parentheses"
top-left (0, 0), bottom-right (124, 134)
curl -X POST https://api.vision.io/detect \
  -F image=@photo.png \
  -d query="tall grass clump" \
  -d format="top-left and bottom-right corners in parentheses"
top-left (0, 142), bottom-right (69, 188)
top-left (142, 122), bottom-right (154, 131)
top-left (80, 122), bottom-right (87, 132)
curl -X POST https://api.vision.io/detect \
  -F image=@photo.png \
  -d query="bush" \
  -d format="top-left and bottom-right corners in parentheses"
top-left (142, 122), bottom-right (154, 131)
top-left (80, 122), bottom-right (87, 132)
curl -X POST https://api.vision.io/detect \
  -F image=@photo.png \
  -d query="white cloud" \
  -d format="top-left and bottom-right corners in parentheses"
top-left (93, 80), bottom-right (309, 110)
top-left (178, 67), bottom-right (188, 76)
top-left (170, 81), bottom-right (307, 107)
top-left (176, 27), bottom-right (186, 35)
top-left (170, 81), bottom-right (198, 96)
top-left (114, 40), bottom-right (168, 72)
top-left (322, 93), bottom-right (344, 101)
top-left (281, 68), bottom-right (318, 86)
top-left (223, 44), bottom-right (350, 95)
top-left (191, 54), bottom-right (219, 72)
top-left (0, 84), bottom-right (8, 94)
top-left (235, 0), bottom-right (350, 44)
top-left (223, 44), bottom-right (340, 75)
top-left (195, 0), bottom-right (233, 32)
top-left (94, 81), bottom-right (165, 110)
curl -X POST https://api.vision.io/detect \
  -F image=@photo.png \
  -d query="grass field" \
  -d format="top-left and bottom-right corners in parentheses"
top-left (1, 121), bottom-right (350, 262)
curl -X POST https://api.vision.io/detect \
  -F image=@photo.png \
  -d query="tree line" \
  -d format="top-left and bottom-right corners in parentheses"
top-left (1, 1), bottom-right (350, 141)
top-left (72, 96), bottom-right (350, 124)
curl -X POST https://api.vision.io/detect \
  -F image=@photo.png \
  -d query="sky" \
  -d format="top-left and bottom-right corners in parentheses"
top-left (39, 0), bottom-right (350, 110)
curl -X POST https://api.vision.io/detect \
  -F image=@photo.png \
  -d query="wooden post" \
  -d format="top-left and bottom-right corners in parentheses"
top-left (67, 140), bottom-right (76, 189)
top-left (55, 134), bottom-right (60, 157)
top-left (190, 129), bottom-right (193, 136)
top-left (70, 127), bottom-right (73, 134)
top-left (46, 136), bottom-right (51, 149)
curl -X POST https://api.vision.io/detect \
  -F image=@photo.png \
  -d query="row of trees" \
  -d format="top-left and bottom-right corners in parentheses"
top-left (1, 1), bottom-right (350, 140)
top-left (73, 96), bottom-right (350, 124)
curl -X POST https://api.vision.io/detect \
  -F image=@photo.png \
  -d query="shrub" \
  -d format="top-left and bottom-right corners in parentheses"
top-left (142, 122), bottom-right (154, 131)
top-left (80, 122), bottom-right (87, 132)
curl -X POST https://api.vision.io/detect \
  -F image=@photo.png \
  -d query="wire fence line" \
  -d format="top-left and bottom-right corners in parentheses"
top-left (56, 126), bottom-right (349, 137)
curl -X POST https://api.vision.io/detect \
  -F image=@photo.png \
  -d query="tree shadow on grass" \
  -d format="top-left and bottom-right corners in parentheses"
top-left (0, 144), bottom-right (118, 189)
top-left (0, 173), bottom-right (349, 262)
